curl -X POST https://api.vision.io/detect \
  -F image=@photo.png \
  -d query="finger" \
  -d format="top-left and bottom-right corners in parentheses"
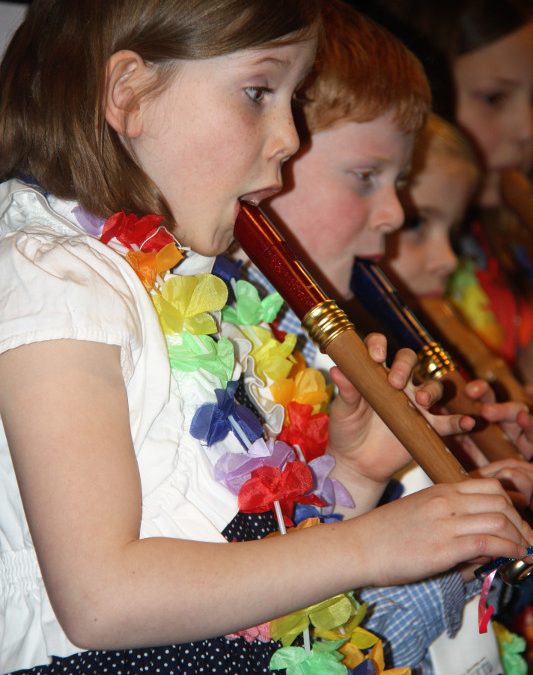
top-left (456, 478), bottom-right (516, 512)
top-left (475, 459), bottom-right (529, 476)
top-left (414, 379), bottom-right (443, 408)
top-left (454, 511), bottom-right (527, 546)
top-left (452, 487), bottom-right (533, 545)
top-left (517, 408), bottom-right (533, 436)
top-left (364, 333), bottom-right (387, 364)
top-left (387, 347), bottom-right (417, 389)
top-left (464, 379), bottom-right (495, 404)
top-left (454, 531), bottom-right (529, 563)
top-left (480, 400), bottom-right (528, 424)
top-left (475, 464), bottom-right (533, 505)
top-left (328, 366), bottom-right (361, 407)
top-left (427, 410), bottom-right (475, 436)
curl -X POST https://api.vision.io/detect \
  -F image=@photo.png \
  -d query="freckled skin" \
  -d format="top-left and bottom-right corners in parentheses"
top-left (130, 39), bottom-right (317, 256)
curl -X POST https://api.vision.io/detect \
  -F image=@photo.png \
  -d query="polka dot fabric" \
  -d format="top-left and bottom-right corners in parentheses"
top-left (10, 513), bottom-right (282, 675)
top-left (13, 640), bottom-right (278, 674)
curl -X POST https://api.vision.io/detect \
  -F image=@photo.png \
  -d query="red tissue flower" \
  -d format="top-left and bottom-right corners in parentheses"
top-left (101, 211), bottom-right (175, 252)
top-left (238, 462), bottom-right (325, 526)
top-left (278, 401), bottom-right (329, 462)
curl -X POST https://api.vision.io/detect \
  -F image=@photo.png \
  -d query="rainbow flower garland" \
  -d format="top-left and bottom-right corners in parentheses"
top-left (98, 210), bottom-right (412, 674)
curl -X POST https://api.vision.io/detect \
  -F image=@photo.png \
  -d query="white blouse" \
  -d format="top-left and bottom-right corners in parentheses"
top-left (0, 180), bottom-right (244, 672)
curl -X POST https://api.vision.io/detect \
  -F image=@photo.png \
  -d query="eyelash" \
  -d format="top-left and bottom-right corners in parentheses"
top-left (244, 86), bottom-right (273, 104)
top-left (403, 214), bottom-right (425, 231)
top-left (353, 170), bottom-right (375, 185)
top-left (479, 91), bottom-right (508, 107)
top-left (396, 176), bottom-right (409, 191)
top-left (292, 90), bottom-right (311, 107)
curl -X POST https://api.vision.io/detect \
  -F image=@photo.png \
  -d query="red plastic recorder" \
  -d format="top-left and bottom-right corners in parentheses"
top-left (235, 202), bottom-right (468, 484)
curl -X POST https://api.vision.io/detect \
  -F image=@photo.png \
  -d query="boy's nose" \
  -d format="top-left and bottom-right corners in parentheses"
top-left (370, 188), bottom-right (404, 233)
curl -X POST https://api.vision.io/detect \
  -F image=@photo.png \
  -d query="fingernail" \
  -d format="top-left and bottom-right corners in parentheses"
top-left (371, 346), bottom-right (385, 360)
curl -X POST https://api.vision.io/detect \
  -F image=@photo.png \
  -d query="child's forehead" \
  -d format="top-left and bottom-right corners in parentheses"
top-left (216, 36), bottom-right (317, 78)
top-left (319, 116), bottom-right (415, 156)
top-left (455, 20), bottom-right (533, 78)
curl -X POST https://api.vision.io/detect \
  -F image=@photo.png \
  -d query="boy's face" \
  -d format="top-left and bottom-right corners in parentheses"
top-left (454, 20), bottom-right (533, 208)
top-left (266, 113), bottom-right (413, 298)
top-left (385, 153), bottom-right (477, 298)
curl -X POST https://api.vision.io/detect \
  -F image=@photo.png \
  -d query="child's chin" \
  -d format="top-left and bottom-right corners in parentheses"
top-left (420, 290), bottom-right (445, 299)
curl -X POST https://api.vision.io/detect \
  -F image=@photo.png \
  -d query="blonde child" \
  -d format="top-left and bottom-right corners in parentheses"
top-left (384, 114), bottom-right (533, 463)
top-left (0, 1), bottom-right (531, 674)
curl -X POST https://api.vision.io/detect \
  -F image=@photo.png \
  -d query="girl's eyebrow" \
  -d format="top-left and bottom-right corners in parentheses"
top-left (476, 76), bottom-right (521, 87)
top-left (249, 55), bottom-right (290, 68)
top-left (415, 205), bottom-right (446, 220)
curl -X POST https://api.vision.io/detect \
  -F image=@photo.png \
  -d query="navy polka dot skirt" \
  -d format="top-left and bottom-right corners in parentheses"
top-left (12, 513), bottom-right (283, 675)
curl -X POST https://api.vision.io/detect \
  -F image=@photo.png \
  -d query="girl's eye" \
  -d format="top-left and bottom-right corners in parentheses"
top-left (244, 86), bottom-right (272, 103)
top-left (403, 213), bottom-right (425, 231)
top-left (479, 90), bottom-right (508, 107)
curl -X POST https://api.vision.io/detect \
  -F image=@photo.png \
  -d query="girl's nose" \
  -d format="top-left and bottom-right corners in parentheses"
top-left (370, 187), bottom-right (405, 233)
top-left (513, 96), bottom-right (533, 146)
top-left (428, 236), bottom-right (458, 277)
top-left (268, 109), bottom-right (300, 164)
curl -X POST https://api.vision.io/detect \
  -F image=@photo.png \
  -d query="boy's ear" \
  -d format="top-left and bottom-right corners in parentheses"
top-left (105, 50), bottom-right (150, 138)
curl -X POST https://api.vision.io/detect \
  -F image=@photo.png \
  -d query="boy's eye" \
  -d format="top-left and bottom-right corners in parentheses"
top-left (355, 170), bottom-right (374, 183)
top-left (395, 176), bottom-right (409, 191)
top-left (245, 86), bottom-right (272, 103)
top-left (292, 90), bottom-right (311, 107)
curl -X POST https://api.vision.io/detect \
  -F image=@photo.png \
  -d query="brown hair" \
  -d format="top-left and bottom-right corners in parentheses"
top-left (0, 0), bottom-right (320, 223)
top-left (302, 0), bottom-right (431, 135)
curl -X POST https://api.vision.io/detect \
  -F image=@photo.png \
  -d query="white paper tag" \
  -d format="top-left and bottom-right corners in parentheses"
top-left (429, 596), bottom-right (503, 675)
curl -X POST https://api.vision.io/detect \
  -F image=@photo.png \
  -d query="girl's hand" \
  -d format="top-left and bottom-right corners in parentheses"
top-left (352, 478), bottom-right (533, 587)
top-left (464, 379), bottom-right (533, 459)
top-left (327, 333), bottom-right (473, 486)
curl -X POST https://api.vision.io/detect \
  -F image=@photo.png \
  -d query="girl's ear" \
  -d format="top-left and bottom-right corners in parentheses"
top-left (105, 50), bottom-right (150, 138)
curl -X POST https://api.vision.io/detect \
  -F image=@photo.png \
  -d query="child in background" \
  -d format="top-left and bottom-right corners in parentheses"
top-left (260, 3), bottom-right (533, 672)
top-left (384, 114), bottom-right (533, 442)
top-left (3, 1), bottom-right (529, 674)
top-left (348, 0), bottom-right (533, 391)
top-left (384, 114), bottom-right (479, 303)
top-left (383, 112), bottom-right (533, 672)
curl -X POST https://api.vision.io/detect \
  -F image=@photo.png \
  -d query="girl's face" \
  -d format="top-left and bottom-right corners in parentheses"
top-left (266, 113), bottom-right (413, 297)
top-left (386, 152), bottom-right (478, 298)
top-left (130, 37), bottom-right (316, 256)
top-left (454, 20), bottom-right (533, 207)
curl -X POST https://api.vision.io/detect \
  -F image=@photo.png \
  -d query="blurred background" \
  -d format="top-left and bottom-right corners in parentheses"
top-left (0, 0), bottom-right (27, 56)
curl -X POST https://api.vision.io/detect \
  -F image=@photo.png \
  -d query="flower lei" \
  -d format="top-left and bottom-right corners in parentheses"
top-left (98, 211), bottom-right (410, 675)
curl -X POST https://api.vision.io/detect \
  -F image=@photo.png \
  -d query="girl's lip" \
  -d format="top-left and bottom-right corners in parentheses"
top-left (419, 290), bottom-right (445, 299)
top-left (240, 185), bottom-right (282, 205)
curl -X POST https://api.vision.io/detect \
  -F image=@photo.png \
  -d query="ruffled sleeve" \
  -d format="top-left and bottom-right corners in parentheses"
top-left (0, 222), bottom-right (143, 381)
